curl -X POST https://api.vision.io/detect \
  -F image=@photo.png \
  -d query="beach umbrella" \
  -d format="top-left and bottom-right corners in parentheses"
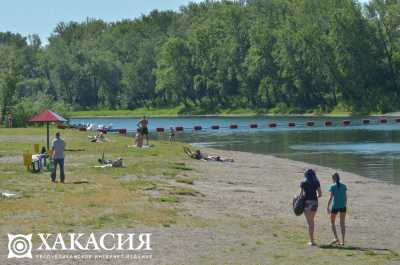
top-left (29, 109), bottom-right (67, 150)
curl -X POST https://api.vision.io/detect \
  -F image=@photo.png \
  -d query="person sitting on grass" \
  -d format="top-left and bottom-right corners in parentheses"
top-left (135, 127), bottom-right (143, 148)
top-left (184, 147), bottom-right (234, 162)
top-left (89, 131), bottom-right (106, 143)
top-left (327, 173), bottom-right (348, 246)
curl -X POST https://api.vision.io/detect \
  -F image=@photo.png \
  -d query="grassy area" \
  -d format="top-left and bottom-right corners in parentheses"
top-left (67, 106), bottom-right (185, 118)
top-left (66, 104), bottom-right (367, 118)
top-left (0, 127), bottom-right (201, 234)
top-left (67, 106), bottom-right (261, 118)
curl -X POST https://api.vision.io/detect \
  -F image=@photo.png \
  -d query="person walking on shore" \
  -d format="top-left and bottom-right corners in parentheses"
top-left (137, 116), bottom-right (149, 145)
top-left (51, 132), bottom-right (66, 183)
top-left (300, 169), bottom-right (322, 246)
top-left (7, 112), bottom-right (13, 128)
top-left (327, 173), bottom-right (348, 246)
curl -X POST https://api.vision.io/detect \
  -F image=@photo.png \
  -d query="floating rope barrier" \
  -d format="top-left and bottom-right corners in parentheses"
top-left (72, 117), bottom-right (400, 134)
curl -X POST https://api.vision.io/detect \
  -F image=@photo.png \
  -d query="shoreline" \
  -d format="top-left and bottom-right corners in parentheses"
top-left (67, 112), bottom-right (400, 119)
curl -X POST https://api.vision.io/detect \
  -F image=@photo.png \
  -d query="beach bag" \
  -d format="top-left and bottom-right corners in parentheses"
top-left (112, 158), bottom-right (123, 168)
top-left (47, 160), bottom-right (55, 172)
top-left (293, 195), bottom-right (305, 216)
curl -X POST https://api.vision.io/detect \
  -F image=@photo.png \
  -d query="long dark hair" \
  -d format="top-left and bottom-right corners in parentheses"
top-left (332, 172), bottom-right (341, 187)
top-left (304, 169), bottom-right (318, 184)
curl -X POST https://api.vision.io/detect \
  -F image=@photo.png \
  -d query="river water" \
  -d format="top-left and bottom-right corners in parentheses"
top-left (70, 116), bottom-right (400, 184)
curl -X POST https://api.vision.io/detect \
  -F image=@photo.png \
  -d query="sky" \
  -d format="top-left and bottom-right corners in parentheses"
top-left (0, 0), bottom-right (369, 43)
top-left (0, 0), bottom-right (201, 42)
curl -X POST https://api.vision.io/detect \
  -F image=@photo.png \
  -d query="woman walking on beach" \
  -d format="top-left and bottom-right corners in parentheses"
top-left (327, 173), bottom-right (347, 246)
top-left (300, 169), bottom-right (322, 246)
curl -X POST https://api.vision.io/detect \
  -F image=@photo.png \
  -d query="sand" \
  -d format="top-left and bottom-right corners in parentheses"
top-left (2, 149), bottom-right (400, 265)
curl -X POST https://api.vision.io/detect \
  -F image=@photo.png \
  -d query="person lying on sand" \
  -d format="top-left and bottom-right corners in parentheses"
top-left (183, 147), bottom-right (234, 162)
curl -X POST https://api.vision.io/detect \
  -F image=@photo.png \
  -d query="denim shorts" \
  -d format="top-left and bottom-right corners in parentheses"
top-left (305, 200), bottom-right (318, 212)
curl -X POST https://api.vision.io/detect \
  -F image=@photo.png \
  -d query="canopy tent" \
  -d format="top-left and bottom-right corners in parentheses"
top-left (29, 110), bottom-right (67, 150)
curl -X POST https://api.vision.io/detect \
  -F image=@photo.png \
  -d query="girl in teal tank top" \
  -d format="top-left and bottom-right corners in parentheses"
top-left (327, 173), bottom-right (348, 246)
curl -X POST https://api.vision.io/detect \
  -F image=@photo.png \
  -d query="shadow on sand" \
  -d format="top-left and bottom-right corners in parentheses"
top-left (319, 244), bottom-right (399, 256)
top-left (68, 181), bottom-right (89, 185)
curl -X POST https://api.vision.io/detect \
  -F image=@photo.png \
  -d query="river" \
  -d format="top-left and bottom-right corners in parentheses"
top-left (70, 116), bottom-right (400, 184)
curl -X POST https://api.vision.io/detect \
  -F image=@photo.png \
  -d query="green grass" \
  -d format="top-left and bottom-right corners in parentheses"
top-left (66, 107), bottom-right (371, 118)
top-left (65, 102), bottom-right (392, 118)
top-left (0, 127), bottom-right (200, 234)
top-left (67, 106), bottom-right (185, 117)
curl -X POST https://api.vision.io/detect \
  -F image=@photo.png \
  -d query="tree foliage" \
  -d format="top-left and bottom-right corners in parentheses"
top-left (1, 0), bottom-right (400, 121)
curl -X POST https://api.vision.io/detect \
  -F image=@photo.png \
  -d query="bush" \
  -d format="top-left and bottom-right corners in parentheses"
top-left (10, 93), bottom-right (71, 127)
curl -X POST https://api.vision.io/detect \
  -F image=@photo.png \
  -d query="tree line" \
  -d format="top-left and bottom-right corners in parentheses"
top-left (0, 0), bottom-right (399, 126)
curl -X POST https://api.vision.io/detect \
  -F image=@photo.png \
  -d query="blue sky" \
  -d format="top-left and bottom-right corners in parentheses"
top-left (0, 0), bottom-right (201, 41)
top-left (0, 0), bottom-right (368, 42)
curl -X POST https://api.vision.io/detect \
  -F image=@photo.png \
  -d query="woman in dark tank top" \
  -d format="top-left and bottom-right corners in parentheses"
top-left (300, 169), bottom-right (322, 246)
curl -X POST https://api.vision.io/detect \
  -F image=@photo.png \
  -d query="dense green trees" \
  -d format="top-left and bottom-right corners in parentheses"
top-left (1, 0), bottom-right (400, 123)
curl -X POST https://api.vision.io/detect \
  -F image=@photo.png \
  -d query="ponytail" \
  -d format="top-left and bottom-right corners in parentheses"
top-left (333, 173), bottom-right (341, 187)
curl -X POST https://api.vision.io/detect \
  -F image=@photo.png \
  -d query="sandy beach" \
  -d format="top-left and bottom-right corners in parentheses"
top-left (146, 149), bottom-right (400, 265)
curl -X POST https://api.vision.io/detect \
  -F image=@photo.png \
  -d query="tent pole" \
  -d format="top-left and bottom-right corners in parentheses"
top-left (47, 122), bottom-right (50, 151)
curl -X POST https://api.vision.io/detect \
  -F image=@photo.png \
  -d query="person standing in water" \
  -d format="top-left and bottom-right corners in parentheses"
top-left (300, 169), bottom-right (322, 246)
top-left (327, 173), bottom-right (348, 246)
top-left (137, 116), bottom-right (149, 145)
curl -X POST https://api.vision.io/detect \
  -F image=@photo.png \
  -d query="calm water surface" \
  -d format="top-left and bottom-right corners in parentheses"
top-left (70, 116), bottom-right (400, 184)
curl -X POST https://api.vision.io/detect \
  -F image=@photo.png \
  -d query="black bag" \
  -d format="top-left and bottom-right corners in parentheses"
top-left (293, 195), bottom-right (305, 216)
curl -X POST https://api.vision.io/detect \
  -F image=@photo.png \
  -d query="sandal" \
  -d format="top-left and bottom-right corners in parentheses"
top-left (329, 239), bottom-right (339, 245)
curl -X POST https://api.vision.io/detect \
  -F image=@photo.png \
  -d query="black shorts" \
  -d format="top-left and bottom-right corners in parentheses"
top-left (331, 207), bottom-right (347, 214)
top-left (141, 127), bottom-right (149, 135)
